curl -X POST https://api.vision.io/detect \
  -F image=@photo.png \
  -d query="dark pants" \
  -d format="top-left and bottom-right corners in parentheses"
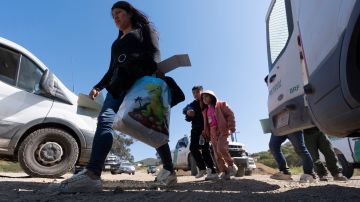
top-left (303, 127), bottom-right (342, 177)
top-left (190, 129), bottom-right (215, 173)
top-left (156, 143), bottom-right (174, 172)
top-left (269, 131), bottom-right (314, 174)
top-left (87, 93), bottom-right (174, 176)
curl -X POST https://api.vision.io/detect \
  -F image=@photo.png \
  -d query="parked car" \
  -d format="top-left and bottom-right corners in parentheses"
top-left (245, 157), bottom-right (256, 176)
top-left (172, 134), bottom-right (255, 177)
top-left (103, 153), bottom-right (121, 171)
top-left (0, 37), bottom-right (101, 178)
top-left (147, 165), bottom-right (159, 174)
top-left (111, 162), bottom-right (135, 175)
top-left (320, 136), bottom-right (360, 179)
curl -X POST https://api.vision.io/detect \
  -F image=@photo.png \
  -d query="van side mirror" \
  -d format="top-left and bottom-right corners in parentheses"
top-left (39, 69), bottom-right (56, 96)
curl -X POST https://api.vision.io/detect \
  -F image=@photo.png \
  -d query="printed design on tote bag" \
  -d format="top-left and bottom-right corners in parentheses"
top-left (128, 83), bottom-right (169, 134)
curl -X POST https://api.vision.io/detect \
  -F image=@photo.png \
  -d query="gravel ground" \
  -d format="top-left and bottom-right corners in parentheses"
top-left (0, 170), bottom-right (359, 202)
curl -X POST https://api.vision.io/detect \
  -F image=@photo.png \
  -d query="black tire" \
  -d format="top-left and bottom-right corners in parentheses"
top-left (189, 154), bottom-right (198, 176)
top-left (18, 128), bottom-right (79, 178)
top-left (236, 165), bottom-right (245, 177)
top-left (111, 171), bottom-right (117, 175)
top-left (245, 170), bottom-right (252, 176)
top-left (337, 154), bottom-right (354, 179)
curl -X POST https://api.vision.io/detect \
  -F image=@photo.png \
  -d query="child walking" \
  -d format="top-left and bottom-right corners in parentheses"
top-left (201, 90), bottom-right (238, 180)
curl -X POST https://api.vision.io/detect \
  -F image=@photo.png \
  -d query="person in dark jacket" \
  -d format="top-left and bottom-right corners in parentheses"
top-left (52, 1), bottom-right (176, 192)
top-left (183, 86), bottom-right (218, 180)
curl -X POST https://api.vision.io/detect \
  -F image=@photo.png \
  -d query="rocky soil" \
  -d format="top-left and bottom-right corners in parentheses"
top-left (0, 169), bottom-right (359, 202)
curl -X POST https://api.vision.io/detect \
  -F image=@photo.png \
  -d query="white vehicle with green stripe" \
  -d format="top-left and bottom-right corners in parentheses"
top-left (265, 0), bottom-right (360, 137)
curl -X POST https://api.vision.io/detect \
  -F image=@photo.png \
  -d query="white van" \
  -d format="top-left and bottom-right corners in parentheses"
top-left (0, 37), bottom-right (100, 177)
top-left (321, 137), bottom-right (360, 179)
top-left (265, 0), bottom-right (360, 137)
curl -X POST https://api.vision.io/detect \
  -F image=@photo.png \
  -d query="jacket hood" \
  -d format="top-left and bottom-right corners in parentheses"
top-left (201, 90), bottom-right (218, 103)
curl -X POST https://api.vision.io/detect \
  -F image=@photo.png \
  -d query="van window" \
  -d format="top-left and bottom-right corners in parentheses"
top-left (267, 0), bottom-right (292, 66)
top-left (0, 46), bottom-right (20, 85)
top-left (17, 56), bottom-right (43, 93)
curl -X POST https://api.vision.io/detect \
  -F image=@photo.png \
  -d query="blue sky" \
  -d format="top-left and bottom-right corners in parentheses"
top-left (1, 0), bottom-right (271, 161)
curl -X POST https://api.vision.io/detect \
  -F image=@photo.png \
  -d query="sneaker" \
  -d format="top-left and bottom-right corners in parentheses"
top-left (299, 173), bottom-right (316, 183)
top-left (333, 173), bottom-right (348, 181)
top-left (319, 175), bottom-right (330, 181)
top-left (49, 169), bottom-right (102, 193)
top-left (155, 169), bottom-right (177, 186)
top-left (205, 172), bottom-right (219, 180)
top-left (195, 170), bottom-right (206, 178)
top-left (220, 171), bottom-right (230, 180)
top-left (227, 164), bottom-right (238, 176)
top-left (270, 172), bottom-right (292, 180)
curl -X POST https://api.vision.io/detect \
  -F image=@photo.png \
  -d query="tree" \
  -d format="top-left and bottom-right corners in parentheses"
top-left (111, 132), bottom-right (134, 162)
top-left (252, 141), bottom-right (301, 169)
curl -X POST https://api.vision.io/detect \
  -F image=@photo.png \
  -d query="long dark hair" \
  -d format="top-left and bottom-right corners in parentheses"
top-left (111, 1), bottom-right (157, 53)
top-left (112, 1), bottom-right (150, 28)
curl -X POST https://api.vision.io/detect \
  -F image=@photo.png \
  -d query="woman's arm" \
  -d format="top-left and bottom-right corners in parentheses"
top-left (221, 102), bottom-right (236, 133)
top-left (93, 55), bottom-right (114, 91)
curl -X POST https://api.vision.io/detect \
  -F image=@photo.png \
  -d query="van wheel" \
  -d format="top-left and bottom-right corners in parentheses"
top-left (189, 154), bottom-right (198, 176)
top-left (346, 15), bottom-right (360, 102)
top-left (235, 165), bottom-right (245, 177)
top-left (18, 128), bottom-right (79, 178)
top-left (337, 154), bottom-right (354, 179)
top-left (245, 170), bottom-right (252, 176)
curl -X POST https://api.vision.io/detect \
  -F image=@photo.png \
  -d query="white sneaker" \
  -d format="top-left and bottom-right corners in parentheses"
top-left (299, 174), bottom-right (316, 183)
top-left (155, 169), bottom-right (177, 186)
top-left (195, 170), bottom-right (206, 178)
top-left (205, 172), bottom-right (219, 180)
top-left (49, 169), bottom-right (102, 193)
top-left (220, 172), bottom-right (230, 180)
top-left (227, 164), bottom-right (238, 176)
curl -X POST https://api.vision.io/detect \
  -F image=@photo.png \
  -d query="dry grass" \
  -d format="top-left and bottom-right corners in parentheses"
top-left (0, 160), bottom-right (22, 172)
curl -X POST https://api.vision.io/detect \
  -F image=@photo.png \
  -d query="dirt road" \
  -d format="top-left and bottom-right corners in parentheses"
top-left (0, 171), bottom-right (359, 202)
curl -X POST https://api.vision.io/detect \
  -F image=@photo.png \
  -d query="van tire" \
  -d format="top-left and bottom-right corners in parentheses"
top-left (18, 128), bottom-right (79, 178)
top-left (245, 170), bottom-right (252, 176)
top-left (236, 165), bottom-right (245, 177)
top-left (337, 153), bottom-right (354, 179)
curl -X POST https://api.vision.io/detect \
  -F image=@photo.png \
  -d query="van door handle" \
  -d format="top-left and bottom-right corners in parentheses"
top-left (269, 74), bottom-right (276, 83)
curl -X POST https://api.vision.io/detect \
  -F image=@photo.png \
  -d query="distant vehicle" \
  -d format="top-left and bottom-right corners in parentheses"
top-left (320, 137), bottom-right (360, 179)
top-left (172, 134), bottom-right (255, 177)
top-left (0, 37), bottom-right (101, 178)
top-left (111, 162), bottom-right (135, 175)
top-left (147, 165), bottom-right (159, 174)
top-left (103, 153), bottom-right (121, 171)
top-left (246, 157), bottom-right (256, 176)
top-left (265, 0), bottom-right (360, 137)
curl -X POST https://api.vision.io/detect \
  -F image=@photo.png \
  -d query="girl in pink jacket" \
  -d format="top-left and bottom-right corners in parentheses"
top-left (201, 90), bottom-right (238, 180)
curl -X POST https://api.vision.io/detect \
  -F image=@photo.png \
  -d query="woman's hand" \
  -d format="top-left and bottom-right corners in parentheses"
top-left (186, 109), bottom-right (195, 117)
top-left (155, 69), bottom-right (165, 79)
top-left (89, 88), bottom-right (100, 100)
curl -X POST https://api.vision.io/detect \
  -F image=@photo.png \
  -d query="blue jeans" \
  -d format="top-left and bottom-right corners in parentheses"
top-left (86, 92), bottom-right (174, 176)
top-left (269, 131), bottom-right (314, 174)
top-left (86, 93), bottom-right (125, 176)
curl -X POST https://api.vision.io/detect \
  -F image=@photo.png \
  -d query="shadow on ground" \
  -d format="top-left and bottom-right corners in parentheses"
top-left (0, 179), bottom-right (359, 201)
